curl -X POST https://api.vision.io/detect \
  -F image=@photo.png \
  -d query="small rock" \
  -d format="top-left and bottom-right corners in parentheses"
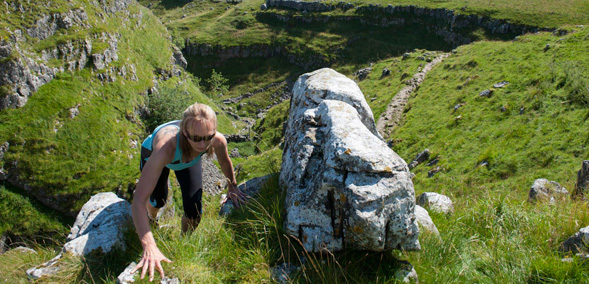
top-left (493, 81), bottom-right (509, 88)
top-left (528, 178), bottom-right (568, 203)
top-left (271, 262), bottom-right (299, 284)
top-left (479, 89), bottom-right (493, 97)
top-left (544, 44), bottom-right (550, 52)
top-left (416, 192), bottom-right (453, 214)
top-left (394, 260), bottom-right (418, 283)
top-left (414, 205), bottom-right (439, 235)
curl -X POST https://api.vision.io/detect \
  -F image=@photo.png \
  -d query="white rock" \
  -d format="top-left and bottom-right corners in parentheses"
top-left (416, 192), bottom-right (454, 214)
top-left (281, 68), bottom-right (419, 252)
top-left (414, 205), bottom-right (439, 235)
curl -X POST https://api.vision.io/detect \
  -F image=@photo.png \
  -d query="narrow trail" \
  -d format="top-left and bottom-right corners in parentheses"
top-left (376, 53), bottom-right (450, 140)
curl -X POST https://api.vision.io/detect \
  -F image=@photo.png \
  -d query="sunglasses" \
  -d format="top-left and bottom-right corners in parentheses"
top-left (184, 132), bottom-right (215, 143)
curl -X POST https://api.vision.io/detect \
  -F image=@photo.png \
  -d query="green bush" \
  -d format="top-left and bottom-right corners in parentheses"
top-left (145, 84), bottom-right (195, 132)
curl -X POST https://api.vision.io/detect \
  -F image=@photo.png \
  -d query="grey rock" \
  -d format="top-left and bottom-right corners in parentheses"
top-left (416, 192), bottom-right (453, 214)
top-left (220, 174), bottom-right (272, 216)
top-left (493, 81), bottom-right (509, 88)
top-left (229, 148), bottom-right (241, 158)
top-left (408, 149), bottom-right (430, 169)
top-left (528, 178), bottom-right (568, 203)
top-left (10, 246), bottom-right (38, 254)
top-left (270, 262), bottom-right (299, 284)
top-left (561, 226), bottom-right (589, 254)
top-left (26, 254), bottom-right (63, 279)
top-left (394, 260), bottom-right (418, 283)
top-left (116, 262), bottom-right (137, 283)
top-left (479, 89), bottom-right (493, 97)
top-left (427, 166), bottom-right (443, 177)
top-left (414, 205), bottom-right (439, 235)
top-left (573, 161), bottom-right (589, 198)
top-left (202, 156), bottom-right (226, 196)
top-left (354, 67), bottom-right (372, 80)
top-left (27, 192), bottom-right (132, 279)
top-left (281, 68), bottom-right (419, 252)
top-left (64, 192), bottom-right (132, 256)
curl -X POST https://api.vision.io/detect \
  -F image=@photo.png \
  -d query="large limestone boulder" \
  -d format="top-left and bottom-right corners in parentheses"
top-left (27, 192), bottom-right (132, 279)
top-left (280, 68), bottom-right (420, 252)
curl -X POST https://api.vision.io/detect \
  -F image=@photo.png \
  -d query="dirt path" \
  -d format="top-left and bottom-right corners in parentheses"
top-left (376, 53), bottom-right (450, 140)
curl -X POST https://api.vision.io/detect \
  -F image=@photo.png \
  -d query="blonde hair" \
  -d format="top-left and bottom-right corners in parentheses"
top-left (179, 103), bottom-right (217, 163)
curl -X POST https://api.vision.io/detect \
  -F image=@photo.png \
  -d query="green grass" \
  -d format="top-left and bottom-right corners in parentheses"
top-left (0, 1), bottom-right (239, 216)
top-left (3, 0), bottom-right (589, 282)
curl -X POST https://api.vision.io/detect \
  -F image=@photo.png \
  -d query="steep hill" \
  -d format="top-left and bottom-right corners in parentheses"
top-left (1, 0), bottom-right (589, 282)
top-left (0, 0), bottom-right (237, 240)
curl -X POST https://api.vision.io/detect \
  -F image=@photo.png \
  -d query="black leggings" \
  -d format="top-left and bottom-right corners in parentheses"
top-left (140, 147), bottom-right (203, 220)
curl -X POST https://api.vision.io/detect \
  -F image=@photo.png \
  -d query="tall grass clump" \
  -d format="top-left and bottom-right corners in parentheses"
top-left (407, 192), bottom-right (589, 282)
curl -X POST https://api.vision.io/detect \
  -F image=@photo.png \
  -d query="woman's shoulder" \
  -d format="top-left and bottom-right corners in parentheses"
top-left (153, 126), bottom-right (179, 152)
top-left (211, 132), bottom-right (227, 148)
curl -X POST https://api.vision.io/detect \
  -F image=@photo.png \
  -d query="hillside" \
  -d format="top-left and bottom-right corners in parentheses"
top-left (1, 0), bottom-right (589, 282)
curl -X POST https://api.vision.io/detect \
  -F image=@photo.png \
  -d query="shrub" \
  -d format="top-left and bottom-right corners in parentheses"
top-left (145, 84), bottom-right (195, 132)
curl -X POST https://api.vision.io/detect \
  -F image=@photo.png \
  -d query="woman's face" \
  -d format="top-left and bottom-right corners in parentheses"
top-left (184, 119), bottom-right (216, 152)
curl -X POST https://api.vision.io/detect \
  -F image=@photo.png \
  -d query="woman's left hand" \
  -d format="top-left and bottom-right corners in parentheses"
top-left (227, 183), bottom-right (247, 207)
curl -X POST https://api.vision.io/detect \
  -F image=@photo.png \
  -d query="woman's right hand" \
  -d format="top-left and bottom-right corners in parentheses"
top-left (132, 244), bottom-right (172, 281)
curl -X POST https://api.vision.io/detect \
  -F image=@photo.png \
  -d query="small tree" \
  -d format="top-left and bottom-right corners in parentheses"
top-left (145, 84), bottom-right (193, 132)
top-left (206, 69), bottom-right (229, 95)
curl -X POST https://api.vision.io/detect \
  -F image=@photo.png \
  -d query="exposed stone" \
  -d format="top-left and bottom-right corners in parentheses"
top-left (427, 166), bottom-right (443, 177)
top-left (381, 68), bottom-right (391, 77)
top-left (573, 161), bottom-right (589, 198)
top-left (479, 89), bottom-right (493, 97)
top-left (270, 262), bottom-right (299, 284)
top-left (560, 225), bottom-right (589, 254)
top-left (281, 68), bottom-right (419, 252)
top-left (64, 192), bottom-right (132, 256)
top-left (414, 205), bottom-right (439, 235)
top-left (116, 262), bottom-right (138, 284)
top-left (493, 81), bottom-right (509, 88)
top-left (27, 192), bottom-right (132, 279)
top-left (202, 156), bottom-right (227, 196)
top-left (9, 246), bottom-right (38, 254)
top-left (220, 174), bottom-right (273, 215)
top-left (528, 178), bottom-right (568, 203)
top-left (394, 260), bottom-right (419, 283)
top-left (229, 148), bottom-right (241, 158)
top-left (416, 192), bottom-right (453, 214)
top-left (26, 254), bottom-right (63, 279)
top-left (408, 149), bottom-right (430, 169)
top-left (354, 67), bottom-right (372, 80)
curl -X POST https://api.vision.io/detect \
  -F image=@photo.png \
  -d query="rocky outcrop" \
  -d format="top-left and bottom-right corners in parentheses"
top-left (572, 161), bottom-right (589, 198)
top-left (27, 192), bottom-right (132, 280)
top-left (280, 68), bottom-right (419, 252)
top-left (260, 3), bottom-right (551, 47)
top-left (528, 178), bottom-right (568, 203)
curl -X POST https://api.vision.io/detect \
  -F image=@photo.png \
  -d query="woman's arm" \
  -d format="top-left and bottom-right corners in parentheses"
top-left (212, 133), bottom-right (246, 206)
top-left (131, 131), bottom-right (176, 281)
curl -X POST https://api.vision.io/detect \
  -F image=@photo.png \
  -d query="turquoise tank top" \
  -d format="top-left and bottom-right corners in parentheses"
top-left (141, 120), bottom-right (203, 171)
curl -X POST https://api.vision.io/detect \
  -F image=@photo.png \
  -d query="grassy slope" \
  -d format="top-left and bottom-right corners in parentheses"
top-left (0, 0), bottom-right (235, 237)
top-left (3, 0), bottom-right (589, 282)
top-left (391, 26), bottom-right (589, 282)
